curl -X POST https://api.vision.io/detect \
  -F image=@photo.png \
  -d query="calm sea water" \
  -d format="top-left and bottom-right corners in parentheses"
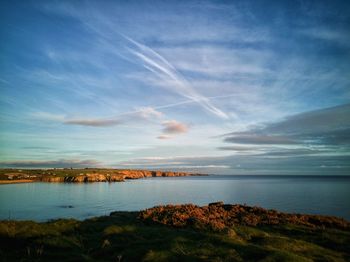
top-left (0, 175), bottom-right (349, 221)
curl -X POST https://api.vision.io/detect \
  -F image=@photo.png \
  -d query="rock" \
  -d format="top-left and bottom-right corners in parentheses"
top-left (41, 176), bottom-right (65, 182)
top-left (109, 175), bottom-right (124, 182)
top-left (58, 205), bottom-right (74, 208)
top-left (74, 176), bottom-right (86, 183)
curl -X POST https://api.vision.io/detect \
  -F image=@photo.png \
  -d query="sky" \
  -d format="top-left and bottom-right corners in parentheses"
top-left (0, 0), bottom-right (349, 174)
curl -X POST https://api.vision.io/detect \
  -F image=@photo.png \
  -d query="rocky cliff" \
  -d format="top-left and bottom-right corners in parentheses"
top-left (40, 169), bottom-right (196, 183)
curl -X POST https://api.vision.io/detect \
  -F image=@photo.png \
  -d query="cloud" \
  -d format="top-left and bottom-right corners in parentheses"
top-left (217, 146), bottom-right (261, 151)
top-left (0, 159), bottom-right (101, 168)
top-left (219, 110), bottom-right (350, 171)
top-left (64, 118), bottom-right (121, 127)
top-left (220, 104), bottom-right (350, 166)
top-left (30, 112), bottom-right (66, 122)
top-left (136, 106), bottom-right (163, 119)
top-left (124, 36), bottom-right (229, 119)
top-left (263, 104), bottom-right (350, 136)
top-left (156, 120), bottom-right (189, 140)
top-left (21, 146), bottom-right (53, 150)
top-left (300, 27), bottom-right (350, 47)
top-left (155, 46), bottom-right (270, 77)
top-left (224, 135), bottom-right (298, 145)
top-left (223, 104), bottom-right (350, 146)
top-left (259, 148), bottom-right (334, 157)
top-left (161, 120), bottom-right (189, 134)
top-left (33, 106), bottom-right (164, 127)
top-left (157, 135), bottom-right (172, 140)
top-left (118, 155), bottom-right (232, 173)
top-left (117, 153), bottom-right (350, 175)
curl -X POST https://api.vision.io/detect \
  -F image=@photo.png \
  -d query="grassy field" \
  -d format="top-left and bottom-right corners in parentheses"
top-left (1, 206), bottom-right (349, 261)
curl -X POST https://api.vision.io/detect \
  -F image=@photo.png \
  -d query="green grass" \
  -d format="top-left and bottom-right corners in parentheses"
top-left (1, 212), bottom-right (349, 261)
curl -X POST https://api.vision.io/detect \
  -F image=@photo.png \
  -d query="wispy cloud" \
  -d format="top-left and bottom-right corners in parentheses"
top-left (299, 27), bottom-right (350, 47)
top-left (0, 159), bottom-right (101, 168)
top-left (30, 107), bottom-right (164, 127)
top-left (154, 46), bottom-right (270, 77)
top-left (224, 135), bottom-right (298, 145)
top-left (217, 146), bottom-right (260, 151)
top-left (136, 106), bottom-right (163, 119)
top-left (124, 36), bottom-right (229, 119)
top-left (30, 112), bottom-right (66, 122)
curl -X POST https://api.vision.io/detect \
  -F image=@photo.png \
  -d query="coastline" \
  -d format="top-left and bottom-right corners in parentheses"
top-left (1, 202), bottom-right (349, 261)
top-left (0, 168), bottom-right (206, 184)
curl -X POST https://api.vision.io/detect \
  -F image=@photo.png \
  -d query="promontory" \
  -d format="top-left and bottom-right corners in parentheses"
top-left (0, 168), bottom-right (204, 184)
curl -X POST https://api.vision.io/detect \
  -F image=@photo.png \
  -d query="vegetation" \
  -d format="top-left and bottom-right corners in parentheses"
top-left (1, 203), bottom-right (349, 261)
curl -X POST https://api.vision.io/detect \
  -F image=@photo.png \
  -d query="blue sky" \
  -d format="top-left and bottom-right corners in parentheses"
top-left (0, 0), bottom-right (349, 174)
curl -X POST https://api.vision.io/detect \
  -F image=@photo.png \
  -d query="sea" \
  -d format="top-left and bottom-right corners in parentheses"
top-left (0, 175), bottom-right (349, 221)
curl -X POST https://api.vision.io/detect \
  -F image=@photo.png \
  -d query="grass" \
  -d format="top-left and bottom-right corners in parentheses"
top-left (1, 210), bottom-right (349, 261)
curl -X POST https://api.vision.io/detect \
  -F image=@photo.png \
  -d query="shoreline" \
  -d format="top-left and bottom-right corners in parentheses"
top-left (1, 202), bottom-right (349, 261)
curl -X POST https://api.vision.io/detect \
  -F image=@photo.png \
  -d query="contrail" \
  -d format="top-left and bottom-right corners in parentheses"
top-left (62, 93), bottom-right (238, 127)
top-left (123, 35), bottom-right (229, 119)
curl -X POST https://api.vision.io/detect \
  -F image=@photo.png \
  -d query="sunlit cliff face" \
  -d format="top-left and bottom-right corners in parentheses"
top-left (1, 0), bottom-right (349, 174)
